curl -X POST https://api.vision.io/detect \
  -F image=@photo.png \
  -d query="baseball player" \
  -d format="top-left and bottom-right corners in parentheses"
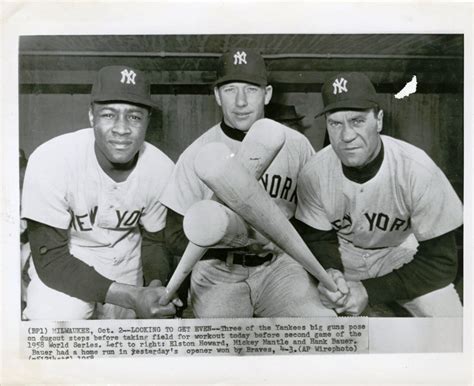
top-left (295, 72), bottom-right (463, 316)
top-left (21, 66), bottom-right (181, 320)
top-left (161, 48), bottom-right (337, 318)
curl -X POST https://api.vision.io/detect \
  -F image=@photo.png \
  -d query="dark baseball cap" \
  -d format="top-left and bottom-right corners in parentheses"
top-left (214, 48), bottom-right (267, 88)
top-left (91, 66), bottom-right (157, 109)
top-left (316, 72), bottom-right (379, 117)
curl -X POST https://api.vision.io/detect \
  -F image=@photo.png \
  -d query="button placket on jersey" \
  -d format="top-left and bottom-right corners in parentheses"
top-left (353, 186), bottom-right (366, 234)
top-left (104, 185), bottom-right (120, 225)
top-left (355, 186), bottom-right (370, 270)
top-left (109, 184), bottom-right (124, 265)
top-left (96, 183), bottom-right (122, 254)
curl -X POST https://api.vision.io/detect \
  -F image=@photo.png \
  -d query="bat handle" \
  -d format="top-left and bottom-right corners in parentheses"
top-left (320, 273), bottom-right (338, 293)
top-left (159, 242), bottom-right (208, 306)
top-left (159, 288), bottom-right (174, 307)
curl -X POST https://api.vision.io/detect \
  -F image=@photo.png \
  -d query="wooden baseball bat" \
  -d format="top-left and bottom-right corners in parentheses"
top-left (184, 200), bottom-right (250, 248)
top-left (194, 142), bottom-right (338, 292)
top-left (160, 119), bottom-right (286, 305)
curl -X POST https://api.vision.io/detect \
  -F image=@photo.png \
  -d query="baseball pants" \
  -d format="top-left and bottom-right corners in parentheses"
top-left (23, 256), bottom-right (139, 320)
top-left (190, 253), bottom-right (337, 318)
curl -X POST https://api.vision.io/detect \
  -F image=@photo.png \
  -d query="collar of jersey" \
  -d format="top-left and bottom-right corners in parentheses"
top-left (342, 139), bottom-right (384, 184)
top-left (220, 121), bottom-right (246, 142)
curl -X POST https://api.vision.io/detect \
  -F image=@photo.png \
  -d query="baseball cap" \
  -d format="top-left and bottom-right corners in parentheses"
top-left (91, 65), bottom-right (157, 109)
top-left (214, 48), bottom-right (267, 88)
top-left (316, 72), bottom-right (379, 117)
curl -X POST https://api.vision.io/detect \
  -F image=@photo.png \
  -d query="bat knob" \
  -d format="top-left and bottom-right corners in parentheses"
top-left (184, 200), bottom-right (229, 247)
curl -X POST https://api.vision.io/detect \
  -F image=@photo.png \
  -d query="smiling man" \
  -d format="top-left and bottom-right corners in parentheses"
top-left (21, 66), bottom-right (181, 320)
top-left (161, 48), bottom-right (336, 318)
top-left (295, 72), bottom-right (463, 316)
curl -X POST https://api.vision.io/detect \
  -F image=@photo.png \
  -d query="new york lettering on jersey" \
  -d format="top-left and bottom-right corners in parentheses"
top-left (329, 174), bottom-right (413, 248)
top-left (331, 212), bottom-right (410, 233)
top-left (218, 126), bottom-right (313, 205)
top-left (255, 130), bottom-right (312, 212)
top-left (259, 173), bottom-right (297, 203)
top-left (69, 206), bottom-right (146, 231)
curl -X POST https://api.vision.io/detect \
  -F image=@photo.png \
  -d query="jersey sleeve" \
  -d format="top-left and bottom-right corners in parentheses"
top-left (299, 134), bottom-right (316, 167)
top-left (409, 163), bottom-right (463, 241)
top-left (140, 199), bottom-right (169, 233)
top-left (160, 147), bottom-right (212, 215)
top-left (21, 143), bottom-right (71, 229)
top-left (295, 159), bottom-right (333, 231)
top-left (140, 154), bottom-right (175, 233)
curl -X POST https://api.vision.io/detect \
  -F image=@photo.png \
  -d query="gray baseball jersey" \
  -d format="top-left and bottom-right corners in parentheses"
top-left (161, 122), bottom-right (315, 219)
top-left (296, 135), bottom-right (463, 247)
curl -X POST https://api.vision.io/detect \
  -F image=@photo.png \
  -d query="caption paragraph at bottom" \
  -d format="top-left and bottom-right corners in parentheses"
top-left (22, 317), bottom-right (369, 359)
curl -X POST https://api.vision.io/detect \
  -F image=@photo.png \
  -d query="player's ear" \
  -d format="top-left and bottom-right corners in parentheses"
top-left (88, 104), bottom-right (95, 127)
top-left (214, 86), bottom-right (222, 107)
top-left (376, 109), bottom-right (383, 133)
top-left (264, 85), bottom-right (273, 105)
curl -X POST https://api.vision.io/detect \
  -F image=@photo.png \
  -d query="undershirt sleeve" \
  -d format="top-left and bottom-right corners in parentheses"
top-left (28, 220), bottom-right (113, 303)
top-left (141, 227), bottom-right (174, 286)
top-left (291, 218), bottom-right (344, 272)
top-left (163, 208), bottom-right (189, 256)
top-left (362, 230), bottom-right (459, 305)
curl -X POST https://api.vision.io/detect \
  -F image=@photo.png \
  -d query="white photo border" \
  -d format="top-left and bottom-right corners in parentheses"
top-left (2, 2), bottom-right (473, 384)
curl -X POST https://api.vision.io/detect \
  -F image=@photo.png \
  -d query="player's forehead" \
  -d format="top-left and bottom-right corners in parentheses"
top-left (326, 109), bottom-right (372, 121)
top-left (92, 102), bottom-right (150, 114)
top-left (218, 81), bottom-right (261, 89)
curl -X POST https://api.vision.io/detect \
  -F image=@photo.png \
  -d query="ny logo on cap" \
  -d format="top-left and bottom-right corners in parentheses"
top-left (233, 51), bottom-right (247, 65)
top-left (120, 69), bottom-right (137, 85)
top-left (332, 77), bottom-right (348, 95)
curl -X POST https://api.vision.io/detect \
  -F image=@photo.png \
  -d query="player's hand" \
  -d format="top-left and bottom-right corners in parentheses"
top-left (148, 279), bottom-right (184, 306)
top-left (133, 279), bottom-right (183, 319)
top-left (105, 281), bottom-right (183, 319)
top-left (335, 281), bottom-right (368, 316)
top-left (317, 268), bottom-right (350, 309)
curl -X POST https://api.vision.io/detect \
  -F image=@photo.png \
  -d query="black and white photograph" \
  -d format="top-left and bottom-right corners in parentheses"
top-left (18, 33), bottom-right (465, 320)
top-left (2, 2), bottom-right (473, 385)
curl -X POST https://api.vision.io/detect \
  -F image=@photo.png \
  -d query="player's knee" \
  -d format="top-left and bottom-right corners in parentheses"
top-left (399, 284), bottom-right (462, 317)
top-left (25, 279), bottom-right (94, 320)
top-left (23, 302), bottom-right (94, 320)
